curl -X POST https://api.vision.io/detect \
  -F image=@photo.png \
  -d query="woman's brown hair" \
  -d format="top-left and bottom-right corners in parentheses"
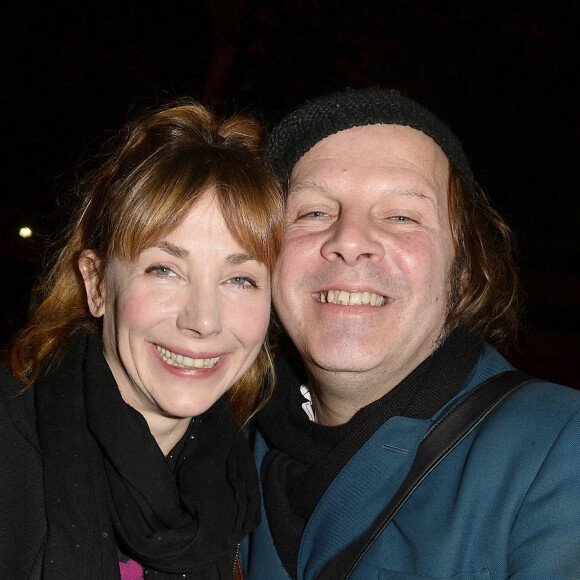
top-left (9, 99), bottom-right (283, 423)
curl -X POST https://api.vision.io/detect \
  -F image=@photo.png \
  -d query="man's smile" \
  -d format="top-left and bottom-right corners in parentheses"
top-left (317, 290), bottom-right (387, 306)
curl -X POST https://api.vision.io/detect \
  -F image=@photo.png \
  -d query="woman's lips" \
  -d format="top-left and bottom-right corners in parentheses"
top-left (156, 345), bottom-right (221, 369)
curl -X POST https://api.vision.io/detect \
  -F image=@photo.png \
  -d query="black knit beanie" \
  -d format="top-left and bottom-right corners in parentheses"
top-left (266, 87), bottom-right (473, 182)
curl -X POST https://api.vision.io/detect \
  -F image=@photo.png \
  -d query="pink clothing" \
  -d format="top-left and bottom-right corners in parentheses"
top-left (119, 558), bottom-right (143, 579)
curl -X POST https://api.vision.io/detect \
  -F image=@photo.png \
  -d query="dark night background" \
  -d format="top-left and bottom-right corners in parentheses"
top-left (1, 1), bottom-right (578, 387)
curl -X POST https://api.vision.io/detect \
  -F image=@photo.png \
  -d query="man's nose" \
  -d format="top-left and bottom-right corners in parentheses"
top-left (320, 212), bottom-right (385, 266)
top-left (175, 285), bottom-right (223, 338)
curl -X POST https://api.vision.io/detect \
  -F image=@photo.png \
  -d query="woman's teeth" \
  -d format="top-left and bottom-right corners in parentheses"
top-left (319, 290), bottom-right (385, 306)
top-left (156, 345), bottom-right (220, 368)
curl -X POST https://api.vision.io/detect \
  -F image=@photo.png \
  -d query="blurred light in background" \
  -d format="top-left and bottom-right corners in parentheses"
top-left (19, 227), bottom-right (32, 238)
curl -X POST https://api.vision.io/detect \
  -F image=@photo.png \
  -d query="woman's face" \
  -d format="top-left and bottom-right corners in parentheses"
top-left (81, 191), bottom-right (271, 429)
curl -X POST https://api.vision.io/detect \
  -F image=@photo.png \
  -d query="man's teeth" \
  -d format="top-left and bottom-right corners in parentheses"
top-left (156, 346), bottom-right (220, 369)
top-left (319, 290), bottom-right (385, 306)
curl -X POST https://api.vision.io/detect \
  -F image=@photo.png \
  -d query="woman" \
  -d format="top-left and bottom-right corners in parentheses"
top-left (0, 100), bottom-right (283, 579)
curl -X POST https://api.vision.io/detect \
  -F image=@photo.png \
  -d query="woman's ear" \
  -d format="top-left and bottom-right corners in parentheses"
top-left (78, 250), bottom-right (106, 317)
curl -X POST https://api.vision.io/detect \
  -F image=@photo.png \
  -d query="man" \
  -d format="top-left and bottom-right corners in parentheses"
top-left (242, 88), bottom-right (580, 579)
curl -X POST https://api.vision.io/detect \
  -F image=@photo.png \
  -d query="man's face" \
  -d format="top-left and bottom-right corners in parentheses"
top-left (272, 124), bottom-right (456, 395)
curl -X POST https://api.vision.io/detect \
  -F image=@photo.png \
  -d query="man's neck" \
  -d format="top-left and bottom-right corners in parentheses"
top-left (312, 395), bottom-right (358, 426)
top-left (307, 369), bottom-right (401, 426)
top-left (303, 339), bottom-right (446, 426)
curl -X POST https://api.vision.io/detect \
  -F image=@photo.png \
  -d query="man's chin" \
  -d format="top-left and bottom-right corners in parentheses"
top-left (305, 353), bottom-right (381, 375)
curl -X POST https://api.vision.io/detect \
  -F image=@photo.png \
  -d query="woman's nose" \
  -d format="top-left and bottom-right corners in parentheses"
top-left (175, 286), bottom-right (223, 337)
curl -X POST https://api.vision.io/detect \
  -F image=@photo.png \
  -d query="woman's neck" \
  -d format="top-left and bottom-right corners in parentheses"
top-left (148, 415), bottom-right (192, 456)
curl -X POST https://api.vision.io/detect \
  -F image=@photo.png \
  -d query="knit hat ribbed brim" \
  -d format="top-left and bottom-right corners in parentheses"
top-left (266, 87), bottom-right (472, 181)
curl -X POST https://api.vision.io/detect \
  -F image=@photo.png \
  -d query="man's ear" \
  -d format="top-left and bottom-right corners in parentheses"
top-left (78, 250), bottom-right (106, 317)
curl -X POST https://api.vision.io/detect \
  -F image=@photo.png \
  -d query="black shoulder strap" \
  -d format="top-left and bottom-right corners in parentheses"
top-left (315, 370), bottom-right (536, 579)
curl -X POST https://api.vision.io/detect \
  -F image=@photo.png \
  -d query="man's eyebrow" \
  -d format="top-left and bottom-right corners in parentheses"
top-left (288, 180), bottom-right (329, 197)
top-left (289, 182), bottom-right (435, 203)
top-left (389, 188), bottom-right (431, 201)
top-left (226, 253), bottom-right (255, 265)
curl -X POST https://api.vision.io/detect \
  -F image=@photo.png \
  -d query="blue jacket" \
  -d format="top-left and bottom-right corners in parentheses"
top-left (242, 345), bottom-right (580, 579)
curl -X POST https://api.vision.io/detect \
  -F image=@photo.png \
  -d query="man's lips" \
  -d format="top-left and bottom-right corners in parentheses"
top-left (317, 289), bottom-right (387, 306)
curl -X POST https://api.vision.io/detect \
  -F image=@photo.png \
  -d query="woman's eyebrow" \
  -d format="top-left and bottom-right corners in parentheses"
top-left (145, 241), bottom-right (190, 258)
top-left (143, 244), bottom-right (254, 265)
top-left (226, 253), bottom-right (254, 265)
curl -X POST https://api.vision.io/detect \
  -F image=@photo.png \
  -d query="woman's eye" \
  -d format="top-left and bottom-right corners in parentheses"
top-left (146, 265), bottom-right (176, 277)
top-left (229, 276), bottom-right (257, 288)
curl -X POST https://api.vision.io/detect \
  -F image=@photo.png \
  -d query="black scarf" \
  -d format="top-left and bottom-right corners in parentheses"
top-left (257, 328), bottom-right (483, 578)
top-left (35, 333), bottom-right (260, 579)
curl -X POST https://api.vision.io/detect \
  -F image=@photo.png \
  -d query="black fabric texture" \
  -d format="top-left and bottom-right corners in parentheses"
top-left (0, 366), bottom-right (45, 579)
top-left (257, 328), bottom-right (483, 578)
top-left (266, 87), bottom-right (473, 184)
top-left (35, 332), bottom-right (261, 579)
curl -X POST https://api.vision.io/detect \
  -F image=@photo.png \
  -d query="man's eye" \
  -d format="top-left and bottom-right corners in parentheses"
top-left (299, 211), bottom-right (327, 219)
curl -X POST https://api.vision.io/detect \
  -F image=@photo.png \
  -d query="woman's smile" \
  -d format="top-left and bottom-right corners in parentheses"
top-left (155, 344), bottom-right (222, 369)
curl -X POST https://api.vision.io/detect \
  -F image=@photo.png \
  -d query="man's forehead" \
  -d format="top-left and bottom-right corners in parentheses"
top-left (288, 123), bottom-right (451, 194)
top-left (298, 123), bottom-right (447, 155)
